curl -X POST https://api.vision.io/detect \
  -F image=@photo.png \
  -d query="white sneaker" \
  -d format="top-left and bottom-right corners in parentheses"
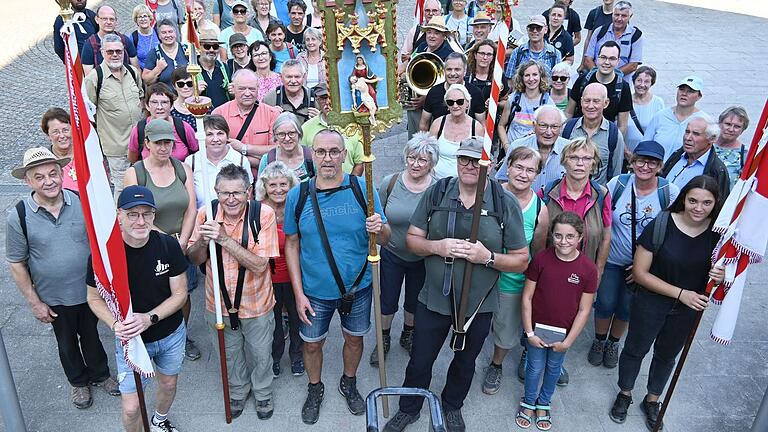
top-left (151, 419), bottom-right (179, 432)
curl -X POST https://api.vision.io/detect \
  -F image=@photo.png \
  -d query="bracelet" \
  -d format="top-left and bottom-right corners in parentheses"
top-left (676, 289), bottom-right (684, 302)
top-left (111, 319), bottom-right (118, 331)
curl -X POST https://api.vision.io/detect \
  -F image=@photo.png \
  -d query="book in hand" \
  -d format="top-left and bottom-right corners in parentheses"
top-left (535, 323), bottom-right (567, 346)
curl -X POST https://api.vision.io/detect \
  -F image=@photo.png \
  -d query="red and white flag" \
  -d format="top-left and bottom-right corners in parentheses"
top-left (60, 15), bottom-right (154, 376)
top-left (414, 0), bottom-right (425, 24)
top-left (707, 99), bottom-right (768, 345)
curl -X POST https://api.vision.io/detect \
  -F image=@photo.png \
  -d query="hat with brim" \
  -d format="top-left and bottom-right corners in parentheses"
top-left (313, 83), bottom-right (329, 97)
top-left (527, 15), bottom-right (546, 28)
top-left (455, 137), bottom-right (483, 159)
top-left (12, 147), bottom-right (70, 180)
top-left (470, 12), bottom-right (494, 26)
top-left (633, 140), bottom-right (665, 161)
top-left (229, 32), bottom-right (248, 48)
top-left (199, 29), bottom-right (219, 42)
top-left (118, 185), bottom-right (157, 209)
top-left (677, 75), bottom-right (704, 93)
top-left (421, 16), bottom-right (451, 33)
top-left (145, 119), bottom-right (176, 142)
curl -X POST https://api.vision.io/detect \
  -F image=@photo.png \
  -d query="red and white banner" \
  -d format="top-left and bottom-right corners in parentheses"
top-left (60, 15), bottom-right (154, 376)
top-left (708, 99), bottom-right (768, 345)
top-left (414, 0), bottom-right (425, 25)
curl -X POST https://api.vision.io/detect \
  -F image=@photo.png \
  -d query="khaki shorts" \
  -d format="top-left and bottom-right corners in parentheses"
top-left (491, 291), bottom-right (522, 350)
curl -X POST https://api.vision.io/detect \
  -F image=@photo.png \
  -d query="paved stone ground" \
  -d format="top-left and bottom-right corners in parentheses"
top-left (0, 1), bottom-right (767, 431)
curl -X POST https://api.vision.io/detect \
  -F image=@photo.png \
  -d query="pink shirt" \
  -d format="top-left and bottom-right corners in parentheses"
top-left (555, 177), bottom-right (612, 227)
top-left (128, 117), bottom-right (199, 161)
top-left (61, 160), bottom-right (79, 192)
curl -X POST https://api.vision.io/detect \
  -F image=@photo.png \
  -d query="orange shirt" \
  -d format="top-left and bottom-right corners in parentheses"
top-left (189, 204), bottom-right (280, 319)
top-left (211, 101), bottom-right (280, 147)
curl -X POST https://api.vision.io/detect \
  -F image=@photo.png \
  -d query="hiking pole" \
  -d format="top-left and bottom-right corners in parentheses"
top-left (0, 328), bottom-right (25, 432)
top-left (185, 40), bottom-right (232, 423)
top-left (361, 123), bottom-right (389, 417)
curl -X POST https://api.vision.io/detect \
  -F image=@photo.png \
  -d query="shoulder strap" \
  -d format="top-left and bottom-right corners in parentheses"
top-left (348, 175), bottom-right (367, 214)
top-left (248, 200), bottom-right (261, 243)
top-left (471, 119), bottom-right (476, 136)
top-left (427, 176), bottom-right (452, 219)
top-left (562, 118), bottom-right (578, 138)
top-left (214, 200), bottom-right (250, 330)
top-left (657, 177), bottom-right (670, 211)
top-left (596, 24), bottom-right (609, 42)
top-left (533, 194), bottom-right (542, 232)
top-left (591, 179), bottom-right (607, 212)
top-left (630, 108), bottom-right (644, 135)
top-left (275, 86), bottom-right (283, 106)
top-left (541, 178), bottom-right (562, 205)
top-left (384, 172), bottom-right (400, 211)
top-left (580, 69), bottom-right (597, 96)
top-left (488, 179), bottom-right (506, 229)
top-left (95, 66), bottom-right (104, 104)
top-left (631, 27), bottom-right (642, 42)
top-left (236, 103), bottom-right (259, 141)
top-left (170, 157), bottom-right (187, 184)
top-left (15, 201), bottom-right (28, 246)
top-left (651, 211), bottom-right (670, 254)
top-left (132, 30), bottom-right (139, 49)
top-left (611, 173), bottom-right (631, 210)
top-left (613, 71), bottom-right (625, 102)
top-left (437, 115), bottom-right (448, 137)
top-left (411, 24), bottom-right (421, 50)
top-left (302, 146), bottom-right (315, 178)
top-left (607, 121), bottom-right (619, 179)
top-left (266, 148), bottom-right (277, 164)
top-left (135, 161), bottom-right (148, 186)
top-left (295, 180), bottom-right (310, 226)
top-left (137, 119), bottom-right (148, 157)
top-left (172, 117), bottom-right (190, 148)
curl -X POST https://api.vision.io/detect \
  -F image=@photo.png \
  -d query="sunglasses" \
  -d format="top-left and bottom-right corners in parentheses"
top-left (527, 25), bottom-right (544, 32)
top-left (446, 99), bottom-right (465, 107)
top-left (176, 80), bottom-right (194, 88)
top-left (104, 49), bottom-right (123, 56)
top-left (552, 76), bottom-right (569, 82)
top-left (233, 8), bottom-right (247, 14)
top-left (202, 43), bottom-right (220, 50)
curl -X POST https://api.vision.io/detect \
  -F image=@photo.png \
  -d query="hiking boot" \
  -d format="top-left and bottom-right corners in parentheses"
top-left (230, 398), bottom-right (245, 419)
top-left (71, 385), bottom-right (92, 409)
top-left (609, 392), bottom-right (633, 424)
top-left (338, 375), bottom-right (365, 415)
top-left (399, 328), bottom-right (414, 353)
top-left (557, 366), bottom-right (569, 387)
top-left (383, 410), bottom-right (420, 432)
top-left (442, 403), bottom-right (466, 432)
top-left (587, 338), bottom-right (605, 366)
top-left (256, 398), bottom-right (274, 420)
top-left (369, 334), bottom-right (391, 367)
top-left (301, 382), bottom-right (325, 424)
top-left (517, 349), bottom-right (527, 383)
top-left (482, 363), bottom-right (503, 395)
top-left (185, 338), bottom-right (201, 361)
top-left (641, 396), bottom-right (663, 431)
top-left (150, 419), bottom-right (179, 432)
top-left (92, 376), bottom-right (121, 396)
top-left (291, 359), bottom-right (305, 376)
top-left (603, 340), bottom-right (620, 369)
top-left (272, 361), bottom-right (281, 378)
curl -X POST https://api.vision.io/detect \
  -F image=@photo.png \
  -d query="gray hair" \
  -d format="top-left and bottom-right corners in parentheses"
top-left (719, 106), bottom-right (750, 130)
top-left (533, 105), bottom-right (566, 124)
top-left (403, 132), bottom-right (440, 168)
top-left (551, 61), bottom-right (571, 77)
top-left (271, 112), bottom-right (303, 142)
top-left (253, 161), bottom-right (301, 201)
top-left (303, 27), bottom-right (322, 43)
top-left (445, 52), bottom-right (468, 70)
top-left (444, 83), bottom-right (472, 104)
top-left (614, 1), bottom-right (633, 11)
top-left (689, 116), bottom-right (720, 143)
top-left (101, 33), bottom-right (123, 47)
top-left (281, 59), bottom-right (306, 76)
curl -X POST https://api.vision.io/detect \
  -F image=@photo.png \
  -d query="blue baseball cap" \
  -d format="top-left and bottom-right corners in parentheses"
top-left (118, 185), bottom-right (156, 209)
top-left (633, 140), bottom-right (665, 161)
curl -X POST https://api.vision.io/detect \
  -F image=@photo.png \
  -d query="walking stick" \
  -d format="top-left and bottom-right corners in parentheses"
top-left (184, 38), bottom-right (232, 423)
top-left (361, 124), bottom-right (389, 417)
top-left (133, 372), bottom-right (151, 431)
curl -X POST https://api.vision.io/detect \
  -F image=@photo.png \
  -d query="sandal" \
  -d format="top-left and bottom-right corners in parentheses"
top-left (534, 404), bottom-right (552, 431)
top-left (515, 401), bottom-right (536, 429)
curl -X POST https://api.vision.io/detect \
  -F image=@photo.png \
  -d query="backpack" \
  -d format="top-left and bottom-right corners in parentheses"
top-left (426, 177), bottom-right (507, 236)
top-left (294, 175), bottom-right (367, 227)
top-left (504, 92), bottom-right (548, 131)
top-left (594, 24), bottom-right (643, 60)
top-left (15, 189), bottom-right (80, 248)
top-left (274, 86), bottom-right (316, 121)
top-left (578, 67), bottom-right (625, 110)
top-left (265, 146), bottom-right (315, 179)
top-left (87, 33), bottom-right (131, 65)
top-left (95, 65), bottom-right (140, 105)
top-left (136, 118), bottom-right (191, 159)
top-left (383, 172), bottom-right (401, 212)
top-left (131, 30), bottom-right (140, 49)
top-left (561, 117), bottom-right (619, 180)
top-left (649, 210), bottom-right (670, 254)
top-left (134, 157), bottom-right (187, 186)
top-left (212, 199), bottom-right (261, 244)
top-left (610, 173), bottom-right (671, 211)
top-left (514, 44), bottom-right (559, 72)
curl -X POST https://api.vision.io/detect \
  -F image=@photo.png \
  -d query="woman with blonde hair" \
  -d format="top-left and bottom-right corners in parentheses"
top-left (498, 60), bottom-right (555, 149)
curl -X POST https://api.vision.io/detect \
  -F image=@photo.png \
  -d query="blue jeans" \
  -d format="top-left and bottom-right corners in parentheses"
top-left (594, 262), bottom-right (634, 321)
top-left (115, 323), bottom-right (186, 394)
top-left (299, 285), bottom-right (372, 342)
top-left (523, 342), bottom-right (566, 406)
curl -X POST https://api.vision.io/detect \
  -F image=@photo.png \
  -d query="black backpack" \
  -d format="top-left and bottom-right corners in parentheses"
top-left (561, 117), bottom-right (620, 180)
top-left (265, 146), bottom-right (315, 179)
top-left (294, 175), bottom-right (367, 227)
top-left (425, 177), bottom-right (507, 235)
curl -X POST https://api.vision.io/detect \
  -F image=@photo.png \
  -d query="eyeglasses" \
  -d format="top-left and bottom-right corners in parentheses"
top-left (457, 157), bottom-right (480, 167)
top-left (148, 100), bottom-right (171, 107)
top-left (567, 155), bottom-right (595, 164)
top-left (313, 148), bottom-right (344, 159)
top-left (476, 51), bottom-right (494, 57)
top-left (175, 80), bottom-right (194, 88)
top-left (103, 49), bottom-right (123, 56)
top-left (446, 99), bottom-right (465, 107)
top-left (216, 190), bottom-right (248, 199)
top-left (552, 75), bottom-right (569, 82)
top-left (276, 131), bottom-right (298, 140)
top-left (406, 155), bottom-right (430, 167)
top-left (251, 51), bottom-right (270, 57)
top-left (136, 14), bottom-right (151, 19)
top-left (202, 43), bottom-right (220, 50)
top-left (49, 127), bottom-right (71, 137)
top-left (598, 55), bottom-right (619, 63)
top-left (509, 164), bottom-right (538, 175)
top-left (553, 233), bottom-right (578, 242)
top-left (535, 122), bottom-right (561, 131)
top-left (233, 8), bottom-right (247, 14)
top-left (527, 25), bottom-right (544, 32)
top-left (633, 159), bottom-right (660, 169)
top-left (125, 211), bottom-right (156, 222)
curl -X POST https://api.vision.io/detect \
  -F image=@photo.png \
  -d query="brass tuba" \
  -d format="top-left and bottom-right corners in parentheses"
top-left (399, 52), bottom-right (445, 109)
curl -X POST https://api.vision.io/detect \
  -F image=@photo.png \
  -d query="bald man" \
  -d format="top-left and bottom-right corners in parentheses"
top-left (561, 82), bottom-right (625, 185)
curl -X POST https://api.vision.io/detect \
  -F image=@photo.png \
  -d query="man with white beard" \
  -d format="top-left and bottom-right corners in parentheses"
top-left (84, 33), bottom-right (144, 198)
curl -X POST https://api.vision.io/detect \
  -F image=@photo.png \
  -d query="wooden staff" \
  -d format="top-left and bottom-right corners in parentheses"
top-left (361, 123), bottom-right (389, 417)
top-left (133, 372), bottom-right (151, 431)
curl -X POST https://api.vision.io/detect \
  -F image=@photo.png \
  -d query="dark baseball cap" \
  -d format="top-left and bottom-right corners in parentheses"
top-left (633, 140), bottom-right (665, 161)
top-left (455, 137), bottom-right (484, 159)
top-left (229, 33), bottom-right (248, 48)
top-left (118, 185), bottom-right (157, 209)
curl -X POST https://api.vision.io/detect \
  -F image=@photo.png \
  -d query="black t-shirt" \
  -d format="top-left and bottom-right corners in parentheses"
top-left (87, 231), bottom-right (187, 343)
top-left (542, 7), bottom-right (582, 36)
top-left (424, 80), bottom-right (485, 119)
top-left (569, 71), bottom-right (633, 121)
top-left (466, 74), bottom-right (492, 101)
top-left (201, 59), bottom-right (230, 109)
top-left (584, 6), bottom-right (612, 32)
top-left (285, 27), bottom-right (306, 52)
top-left (546, 27), bottom-right (575, 59)
top-left (637, 216), bottom-right (718, 301)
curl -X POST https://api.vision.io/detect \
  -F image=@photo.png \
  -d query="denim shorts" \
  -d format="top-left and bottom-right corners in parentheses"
top-left (115, 323), bottom-right (186, 394)
top-left (594, 262), bottom-right (634, 321)
top-left (299, 285), bottom-right (372, 342)
top-left (186, 261), bottom-right (199, 293)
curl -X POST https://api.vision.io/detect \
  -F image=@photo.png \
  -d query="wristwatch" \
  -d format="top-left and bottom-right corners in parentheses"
top-left (484, 251), bottom-right (495, 268)
top-left (149, 313), bottom-right (159, 325)
top-left (241, 144), bottom-right (248, 156)
top-left (526, 331), bottom-right (535, 338)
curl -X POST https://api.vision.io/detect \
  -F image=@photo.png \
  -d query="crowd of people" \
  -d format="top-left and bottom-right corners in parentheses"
top-left (9, 0), bottom-right (753, 431)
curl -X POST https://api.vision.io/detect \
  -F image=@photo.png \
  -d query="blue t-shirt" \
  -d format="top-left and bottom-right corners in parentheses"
top-left (132, 30), bottom-right (160, 69)
top-left (144, 43), bottom-right (189, 89)
top-left (274, 0), bottom-right (291, 26)
top-left (81, 33), bottom-right (138, 67)
top-left (283, 175), bottom-right (387, 300)
top-left (271, 45), bottom-right (294, 72)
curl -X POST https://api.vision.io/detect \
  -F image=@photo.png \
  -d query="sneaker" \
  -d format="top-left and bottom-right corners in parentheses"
top-left (609, 392), bottom-right (633, 424)
top-left (150, 419), bottom-right (178, 432)
top-left (383, 410), bottom-right (420, 432)
top-left (71, 385), bottom-right (92, 409)
top-left (92, 376), bottom-right (121, 396)
top-left (230, 398), bottom-right (245, 419)
top-left (442, 403), bottom-right (466, 432)
top-left (603, 340), bottom-right (620, 369)
top-left (185, 338), bottom-right (201, 361)
top-left (369, 334), bottom-right (391, 367)
top-left (517, 349), bottom-right (527, 383)
top-left (338, 375), bottom-right (365, 415)
top-left (641, 396), bottom-right (663, 431)
top-left (291, 359), bottom-right (305, 376)
top-left (399, 329), bottom-right (414, 353)
top-left (587, 338), bottom-right (605, 366)
top-left (556, 366), bottom-right (569, 387)
top-left (482, 363), bottom-right (503, 395)
top-left (256, 398), bottom-right (274, 420)
top-left (302, 382), bottom-right (325, 424)
top-left (272, 361), bottom-right (281, 377)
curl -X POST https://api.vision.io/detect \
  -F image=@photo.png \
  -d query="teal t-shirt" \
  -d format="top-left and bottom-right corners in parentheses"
top-left (283, 174), bottom-right (387, 300)
top-left (498, 193), bottom-right (541, 294)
